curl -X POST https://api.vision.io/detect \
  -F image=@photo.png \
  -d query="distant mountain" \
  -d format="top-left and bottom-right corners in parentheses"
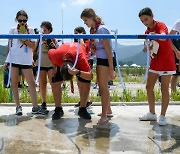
top-left (0, 45), bottom-right (7, 65)
top-left (121, 51), bottom-right (147, 66)
top-left (112, 42), bottom-right (146, 66)
top-left (0, 43), bottom-right (147, 66)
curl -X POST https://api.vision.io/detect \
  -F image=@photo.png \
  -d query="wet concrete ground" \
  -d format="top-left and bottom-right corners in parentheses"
top-left (0, 104), bottom-right (180, 154)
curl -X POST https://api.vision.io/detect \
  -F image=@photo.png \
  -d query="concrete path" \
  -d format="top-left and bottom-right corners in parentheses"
top-left (0, 104), bottom-right (180, 154)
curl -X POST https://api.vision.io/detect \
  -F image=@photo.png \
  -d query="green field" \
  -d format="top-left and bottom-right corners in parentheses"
top-left (0, 67), bottom-right (180, 103)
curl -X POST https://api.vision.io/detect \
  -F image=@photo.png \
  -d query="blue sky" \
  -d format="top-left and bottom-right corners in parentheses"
top-left (0, 0), bottom-right (179, 45)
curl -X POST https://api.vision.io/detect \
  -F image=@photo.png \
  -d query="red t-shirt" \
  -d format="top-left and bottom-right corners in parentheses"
top-left (48, 42), bottom-right (91, 72)
top-left (145, 21), bottom-right (176, 71)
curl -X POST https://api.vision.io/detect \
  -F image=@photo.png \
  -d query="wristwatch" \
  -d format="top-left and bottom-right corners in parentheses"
top-left (76, 70), bottom-right (81, 77)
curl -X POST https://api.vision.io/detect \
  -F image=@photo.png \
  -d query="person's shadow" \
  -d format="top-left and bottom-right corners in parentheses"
top-left (0, 114), bottom-right (32, 126)
top-left (150, 121), bottom-right (180, 153)
top-left (45, 111), bottom-right (120, 154)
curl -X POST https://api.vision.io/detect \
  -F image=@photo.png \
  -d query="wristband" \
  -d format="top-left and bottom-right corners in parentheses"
top-left (76, 70), bottom-right (81, 77)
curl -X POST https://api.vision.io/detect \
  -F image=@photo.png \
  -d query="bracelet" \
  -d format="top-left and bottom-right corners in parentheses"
top-left (76, 70), bottom-right (81, 77)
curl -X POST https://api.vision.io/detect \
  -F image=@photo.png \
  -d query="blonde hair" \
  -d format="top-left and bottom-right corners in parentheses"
top-left (80, 8), bottom-right (104, 24)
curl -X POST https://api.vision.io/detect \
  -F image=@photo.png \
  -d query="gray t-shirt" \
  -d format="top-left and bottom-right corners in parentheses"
top-left (172, 19), bottom-right (180, 33)
top-left (95, 25), bottom-right (112, 59)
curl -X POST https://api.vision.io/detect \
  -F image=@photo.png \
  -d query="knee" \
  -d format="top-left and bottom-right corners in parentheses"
top-left (146, 84), bottom-right (153, 92)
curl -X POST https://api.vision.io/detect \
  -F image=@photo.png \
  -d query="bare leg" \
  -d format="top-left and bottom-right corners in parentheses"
top-left (39, 70), bottom-right (47, 103)
top-left (11, 67), bottom-right (20, 106)
top-left (77, 80), bottom-right (90, 107)
top-left (161, 75), bottom-right (171, 116)
top-left (146, 72), bottom-right (159, 114)
top-left (22, 69), bottom-right (38, 107)
top-left (171, 75), bottom-right (178, 93)
top-left (97, 65), bottom-right (111, 121)
top-left (48, 69), bottom-right (62, 107)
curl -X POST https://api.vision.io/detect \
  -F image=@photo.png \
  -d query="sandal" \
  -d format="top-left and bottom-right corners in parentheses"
top-left (97, 118), bottom-right (108, 125)
top-left (97, 113), bottom-right (113, 117)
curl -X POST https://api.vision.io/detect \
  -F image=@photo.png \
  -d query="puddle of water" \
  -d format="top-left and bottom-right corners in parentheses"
top-left (0, 118), bottom-right (5, 123)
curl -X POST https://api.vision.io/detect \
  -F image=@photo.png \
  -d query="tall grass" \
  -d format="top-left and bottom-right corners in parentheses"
top-left (0, 68), bottom-right (180, 103)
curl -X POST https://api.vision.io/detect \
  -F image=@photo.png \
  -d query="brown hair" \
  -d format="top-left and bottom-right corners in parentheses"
top-left (139, 7), bottom-right (153, 17)
top-left (80, 8), bottom-right (104, 24)
top-left (15, 10), bottom-right (28, 21)
top-left (41, 21), bottom-right (53, 33)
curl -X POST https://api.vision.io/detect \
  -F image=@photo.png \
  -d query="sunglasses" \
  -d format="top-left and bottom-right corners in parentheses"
top-left (18, 19), bottom-right (27, 23)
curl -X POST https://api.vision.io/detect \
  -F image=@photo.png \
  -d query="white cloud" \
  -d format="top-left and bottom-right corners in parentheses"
top-left (72, 0), bottom-right (94, 6)
top-left (60, 2), bottom-right (66, 9)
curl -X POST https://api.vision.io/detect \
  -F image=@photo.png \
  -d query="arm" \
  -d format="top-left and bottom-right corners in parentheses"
top-left (3, 40), bottom-right (11, 70)
top-left (170, 29), bottom-right (180, 59)
top-left (68, 68), bottom-right (93, 80)
top-left (6, 40), bottom-right (10, 56)
top-left (23, 40), bottom-right (36, 50)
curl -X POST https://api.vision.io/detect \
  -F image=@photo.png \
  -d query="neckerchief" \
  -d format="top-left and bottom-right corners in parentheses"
top-left (90, 23), bottom-right (103, 53)
top-left (146, 20), bottom-right (158, 59)
top-left (17, 24), bottom-right (30, 34)
top-left (17, 24), bottom-right (30, 48)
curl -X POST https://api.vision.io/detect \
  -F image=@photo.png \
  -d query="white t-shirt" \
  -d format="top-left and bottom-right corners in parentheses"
top-left (6, 27), bottom-right (36, 65)
top-left (172, 19), bottom-right (180, 33)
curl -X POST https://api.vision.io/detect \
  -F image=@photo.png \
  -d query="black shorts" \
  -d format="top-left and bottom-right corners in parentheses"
top-left (174, 64), bottom-right (180, 75)
top-left (40, 66), bottom-right (53, 72)
top-left (7, 63), bottom-right (32, 69)
top-left (51, 67), bottom-right (63, 83)
top-left (173, 55), bottom-right (180, 75)
top-left (76, 75), bottom-right (91, 83)
top-left (52, 67), bottom-right (91, 83)
top-left (97, 58), bottom-right (109, 67)
top-left (88, 59), bottom-right (94, 69)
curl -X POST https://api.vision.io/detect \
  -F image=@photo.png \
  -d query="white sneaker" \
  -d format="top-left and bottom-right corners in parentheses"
top-left (158, 115), bottom-right (167, 126)
top-left (139, 112), bottom-right (157, 121)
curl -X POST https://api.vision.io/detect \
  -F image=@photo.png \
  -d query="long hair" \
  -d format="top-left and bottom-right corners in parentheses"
top-left (80, 8), bottom-right (104, 24)
top-left (15, 10), bottom-right (28, 21)
top-left (60, 61), bottom-right (73, 81)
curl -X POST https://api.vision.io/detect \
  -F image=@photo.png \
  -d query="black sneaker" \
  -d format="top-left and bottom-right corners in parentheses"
top-left (41, 102), bottom-right (47, 110)
top-left (32, 106), bottom-right (48, 115)
top-left (78, 107), bottom-right (91, 119)
top-left (108, 80), bottom-right (113, 86)
top-left (74, 102), bottom-right (80, 107)
top-left (74, 101), bottom-right (92, 108)
top-left (16, 106), bottom-right (22, 116)
top-left (52, 107), bottom-right (64, 120)
top-left (86, 101), bottom-right (92, 108)
top-left (18, 82), bottom-right (22, 88)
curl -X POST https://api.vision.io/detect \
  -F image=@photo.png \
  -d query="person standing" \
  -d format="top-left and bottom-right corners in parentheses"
top-left (80, 8), bottom-right (116, 124)
top-left (34, 21), bottom-right (61, 113)
top-left (4, 10), bottom-right (46, 115)
top-left (138, 7), bottom-right (176, 126)
top-left (170, 19), bottom-right (180, 93)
